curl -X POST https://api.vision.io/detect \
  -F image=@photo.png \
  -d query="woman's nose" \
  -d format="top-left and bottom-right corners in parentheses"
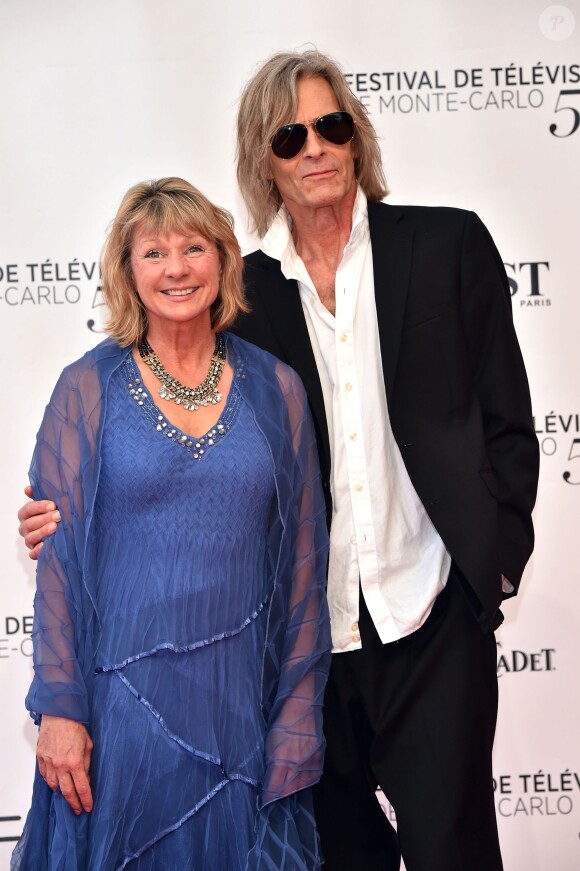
top-left (164, 252), bottom-right (188, 277)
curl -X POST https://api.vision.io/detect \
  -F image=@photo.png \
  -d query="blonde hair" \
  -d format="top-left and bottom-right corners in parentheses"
top-left (102, 177), bottom-right (247, 347)
top-left (236, 49), bottom-right (388, 237)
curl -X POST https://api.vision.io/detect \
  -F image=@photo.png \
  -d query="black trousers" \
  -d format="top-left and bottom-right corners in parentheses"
top-left (313, 567), bottom-right (503, 871)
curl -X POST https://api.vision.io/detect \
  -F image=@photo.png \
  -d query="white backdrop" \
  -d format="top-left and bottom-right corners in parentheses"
top-left (1, 1), bottom-right (579, 868)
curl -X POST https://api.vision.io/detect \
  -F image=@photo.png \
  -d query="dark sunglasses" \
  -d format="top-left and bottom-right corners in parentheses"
top-left (270, 111), bottom-right (355, 160)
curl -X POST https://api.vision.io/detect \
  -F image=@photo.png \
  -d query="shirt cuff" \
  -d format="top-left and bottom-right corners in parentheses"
top-left (501, 574), bottom-right (514, 594)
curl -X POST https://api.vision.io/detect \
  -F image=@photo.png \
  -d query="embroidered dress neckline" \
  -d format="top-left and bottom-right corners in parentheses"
top-left (124, 355), bottom-right (241, 461)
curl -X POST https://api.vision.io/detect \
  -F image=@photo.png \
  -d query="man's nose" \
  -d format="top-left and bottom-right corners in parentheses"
top-left (302, 123), bottom-right (325, 157)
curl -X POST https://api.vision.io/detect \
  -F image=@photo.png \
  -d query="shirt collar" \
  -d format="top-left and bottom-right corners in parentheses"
top-left (260, 185), bottom-right (369, 269)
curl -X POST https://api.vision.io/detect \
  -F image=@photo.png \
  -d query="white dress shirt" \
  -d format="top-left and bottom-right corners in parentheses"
top-left (261, 188), bottom-right (451, 652)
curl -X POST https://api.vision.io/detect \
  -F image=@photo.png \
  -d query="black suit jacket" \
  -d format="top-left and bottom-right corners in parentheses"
top-left (233, 201), bottom-right (539, 624)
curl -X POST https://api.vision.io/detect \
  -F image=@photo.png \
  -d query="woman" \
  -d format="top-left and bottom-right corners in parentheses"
top-left (12, 178), bottom-right (331, 870)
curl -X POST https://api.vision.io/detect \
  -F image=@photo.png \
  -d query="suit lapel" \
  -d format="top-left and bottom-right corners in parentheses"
top-left (250, 200), bottom-right (413, 473)
top-left (368, 201), bottom-right (413, 404)
top-left (250, 254), bottom-right (331, 477)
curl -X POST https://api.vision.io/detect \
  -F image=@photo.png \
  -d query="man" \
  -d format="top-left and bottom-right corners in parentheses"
top-left (20, 50), bottom-right (539, 871)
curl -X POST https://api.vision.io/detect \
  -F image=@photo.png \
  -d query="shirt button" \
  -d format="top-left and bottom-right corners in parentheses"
top-left (354, 483), bottom-right (363, 492)
top-left (351, 622), bottom-right (359, 632)
top-left (350, 535), bottom-right (357, 545)
top-left (349, 432), bottom-right (358, 441)
top-left (340, 333), bottom-right (348, 342)
top-left (345, 382), bottom-right (353, 391)
top-left (352, 634), bottom-right (360, 643)
top-left (310, 297), bottom-right (316, 305)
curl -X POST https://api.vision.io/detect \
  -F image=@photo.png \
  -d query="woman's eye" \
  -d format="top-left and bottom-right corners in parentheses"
top-left (186, 245), bottom-right (204, 254)
top-left (144, 249), bottom-right (162, 259)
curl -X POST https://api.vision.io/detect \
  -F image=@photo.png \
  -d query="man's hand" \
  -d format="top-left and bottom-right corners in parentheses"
top-left (37, 714), bottom-right (94, 814)
top-left (18, 486), bottom-right (61, 560)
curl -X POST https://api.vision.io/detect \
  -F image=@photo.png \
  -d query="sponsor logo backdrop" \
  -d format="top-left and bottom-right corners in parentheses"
top-left (1, 1), bottom-right (578, 868)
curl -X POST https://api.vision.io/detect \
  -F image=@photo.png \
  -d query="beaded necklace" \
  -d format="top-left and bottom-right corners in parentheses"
top-left (138, 333), bottom-right (226, 411)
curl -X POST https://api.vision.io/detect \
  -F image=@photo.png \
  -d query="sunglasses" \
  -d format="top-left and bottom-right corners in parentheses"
top-left (270, 111), bottom-right (355, 160)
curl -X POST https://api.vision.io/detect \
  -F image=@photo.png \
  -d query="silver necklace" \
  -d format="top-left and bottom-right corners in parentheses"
top-left (138, 333), bottom-right (226, 411)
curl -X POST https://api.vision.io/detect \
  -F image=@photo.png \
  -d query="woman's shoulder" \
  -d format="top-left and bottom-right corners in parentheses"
top-left (227, 334), bottom-right (309, 428)
top-left (226, 333), bottom-right (303, 392)
top-left (59, 337), bottom-right (128, 384)
top-left (47, 339), bottom-right (129, 417)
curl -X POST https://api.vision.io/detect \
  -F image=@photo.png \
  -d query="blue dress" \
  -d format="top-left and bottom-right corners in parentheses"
top-left (13, 336), bottom-right (331, 870)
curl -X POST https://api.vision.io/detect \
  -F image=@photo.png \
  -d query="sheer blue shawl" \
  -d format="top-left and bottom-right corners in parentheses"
top-left (16, 334), bottom-right (331, 869)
